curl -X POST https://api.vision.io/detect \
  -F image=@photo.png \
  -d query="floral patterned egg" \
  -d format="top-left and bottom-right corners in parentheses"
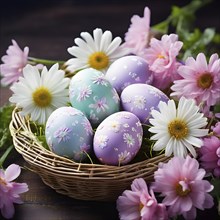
top-left (69, 68), bottom-right (120, 127)
top-left (105, 55), bottom-right (153, 94)
top-left (45, 106), bottom-right (93, 162)
top-left (93, 111), bottom-right (143, 166)
top-left (120, 83), bottom-right (169, 124)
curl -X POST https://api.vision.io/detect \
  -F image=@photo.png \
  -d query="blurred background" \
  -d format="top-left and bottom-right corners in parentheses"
top-left (1, 0), bottom-right (219, 60)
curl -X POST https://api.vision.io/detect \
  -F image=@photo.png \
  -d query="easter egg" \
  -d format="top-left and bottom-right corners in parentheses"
top-left (45, 106), bottom-right (93, 162)
top-left (105, 55), bottom-right (153, 94)
top-left (93, 111), bottom-right (143, 166)
top-left (120, 83), bottom-right (169, 124)
top-left (69, 68), bottom-right (120, 126)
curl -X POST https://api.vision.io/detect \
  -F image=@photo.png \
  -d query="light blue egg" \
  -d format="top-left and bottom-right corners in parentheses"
top-left (45, 106), bottom-right (93, 162)
top-left (69, 68), bottom-right (120, 127)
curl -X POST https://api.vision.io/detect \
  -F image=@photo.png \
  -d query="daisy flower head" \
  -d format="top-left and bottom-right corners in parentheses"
top-left (117, 178), bottom-right (168, 220)
top-left (144, 34), bottom-right (183, 90)
top-left (0, 164), bottom-right (29, 219)
top-left (124, 7), bottom-right (151, 56)
top-left (171, 53), bottom-right (220, 109)
top-left (0, 40), bottom-right (29, 86)
top-left (152, 156), bottom-right (214, 219)
top-left (66, 28), bottom-right (129, 73)
top-left (148, 96), bottom-right (209, 158)
top-left (9, 63), bottom-right (70, 124)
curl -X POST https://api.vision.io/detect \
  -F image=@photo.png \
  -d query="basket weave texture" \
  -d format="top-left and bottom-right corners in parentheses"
top-left (10, 107), bottom-right (170, 201)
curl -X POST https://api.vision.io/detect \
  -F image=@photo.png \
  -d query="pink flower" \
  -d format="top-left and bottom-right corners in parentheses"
top-left (171, 53), bottom-right (220, 109)
top-left (117, 178), bottom-right (168, 220)
top-left (143, 34), bottom-right (183, 90)
top-left (152, 156), bottom-right (214, 219)
top-left (212, 121), bottom-right (220, 136)
top-left (0, 164), bottom-right (29, 219)
top-left (0, 40), bottom-right (29, 86)
top-left (123, 7), bottom-right (151, 56)
top-left (199, 136), bottom-right (220, 177)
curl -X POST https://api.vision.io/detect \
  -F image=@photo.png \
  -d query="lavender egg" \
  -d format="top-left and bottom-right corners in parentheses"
top-left (105, 55), bottom-right (153, 94)
top-left (93, 111), bottom-right (143, 166)
top-left (69, 68), bottom-right (120, 127)
top-left (45, 106), bottom-right (93, 162)
top-left (120, 84), bottom-right (169, 124)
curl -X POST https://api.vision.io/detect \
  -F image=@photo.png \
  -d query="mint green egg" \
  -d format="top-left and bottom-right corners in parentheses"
top-left (69, 68), bottom-right (120, 127)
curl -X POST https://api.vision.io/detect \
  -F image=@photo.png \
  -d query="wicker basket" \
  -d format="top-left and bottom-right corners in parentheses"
top-left (10, 107), bottom-right (170, 201)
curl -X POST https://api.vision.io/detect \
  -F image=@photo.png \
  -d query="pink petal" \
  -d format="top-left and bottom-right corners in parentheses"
top-left (1, 197), bottom-right (15, 219)
top-left (131, 178), bottom-right (148, 193)
top-left (5, 164), bottom-right (21, 182)
top-left (11, 182), bottom-right (29, 195)
top-left (179, 196), bottom-right (193, 212)
top-left (183, 207), bottom-right (197, 220)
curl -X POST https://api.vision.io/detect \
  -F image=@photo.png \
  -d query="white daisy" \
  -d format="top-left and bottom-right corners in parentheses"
top-left (9, 64), bottom-right (70, 124)
top-left (66, 28), bottom-right (128, 73)
top-left (148, 96), bottom-right (209, 158)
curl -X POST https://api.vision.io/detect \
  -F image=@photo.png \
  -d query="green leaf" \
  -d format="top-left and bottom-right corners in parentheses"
top-left (0, 104), bottom-right (14, 167)
top-left (0, 145), bottom-right (13, 168)
top-left (0, 105), bottom-right (14, 147)
top-left (181, 28), bottom-right (215, 60)
top-left (152, 20), bottom-right (169, 34)
top-left (210, 178), bottom-right (220, 199)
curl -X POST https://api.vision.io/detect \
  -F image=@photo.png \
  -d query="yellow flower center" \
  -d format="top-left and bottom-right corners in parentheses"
top-left (139, 202), bottom-right (144, 212)
top-left (175, 182), bottom-right (191, 197)
top-left (0, 177), bottom-right (7, 186)
top-left (88, 51), bottom-right (109, 70)
top-left (197, 72), bottom-right (213, 89)
top-left (32, 86), bottom-right (52, 107)
top-left (168, 119), bottom-right (188, 139)
top-left (157, 54), bottom-right (165, 59)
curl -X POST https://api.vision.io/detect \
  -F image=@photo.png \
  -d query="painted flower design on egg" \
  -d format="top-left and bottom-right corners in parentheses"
top-left (95, 135), bottom-right (109, 149)
top-left (92, 75), bottom-right (108, 86)
top-left (54, 126), bottom-right (72, 143)
top-left (148, 87), bottom-right (167, 99)
top-left (133, 95), bottom-right (146, 109)
top-left (108, 120), bottom-right (121, 132)
top-left (82, 119), bottom-right (93, 136)
top-left (89, 96), bottom-right (109, 113)
top-left (118, 150), bottom-right (131, 164)
top-left (80, 143), bottom-right (91, 153)
top-left (89, 110), bottom-right (99, 123)
top-left (77, 85), bottom-right (92, 101)
top-left (71, 119), bottom-right (78, 126)
top-left (123, 133), bottom-right (135, 148)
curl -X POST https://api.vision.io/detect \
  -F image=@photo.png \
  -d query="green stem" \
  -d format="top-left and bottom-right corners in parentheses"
top-left (28, 57), bottom-right (65, 66)
top-left (0, 145), bottom-right (14, 168)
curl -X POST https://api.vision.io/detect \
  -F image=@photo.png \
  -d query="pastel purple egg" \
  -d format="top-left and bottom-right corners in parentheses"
top-left (120, 84), bottom-right (169, 124)
top-left (45, 106), bottom-right (93, 162)
top-left (105, 55), bottom-right (153, 94)
top-left (93, 111), bottom-right (143, 166)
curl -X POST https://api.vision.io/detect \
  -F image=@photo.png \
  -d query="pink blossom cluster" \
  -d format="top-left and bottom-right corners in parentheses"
top-left (199, 121), bottom-right (220, 177)
top-left (117, 156), bottom-right (214, 220)
top-left (124, 7), bottom-right (220, 113)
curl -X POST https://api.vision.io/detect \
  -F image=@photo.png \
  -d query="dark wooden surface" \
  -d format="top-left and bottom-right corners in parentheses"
top-left (1, 1), bottom-right (220, 219)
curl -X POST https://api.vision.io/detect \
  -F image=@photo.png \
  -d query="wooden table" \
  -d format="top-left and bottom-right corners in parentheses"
top-left (1, 1), bottom-right (219, 219)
